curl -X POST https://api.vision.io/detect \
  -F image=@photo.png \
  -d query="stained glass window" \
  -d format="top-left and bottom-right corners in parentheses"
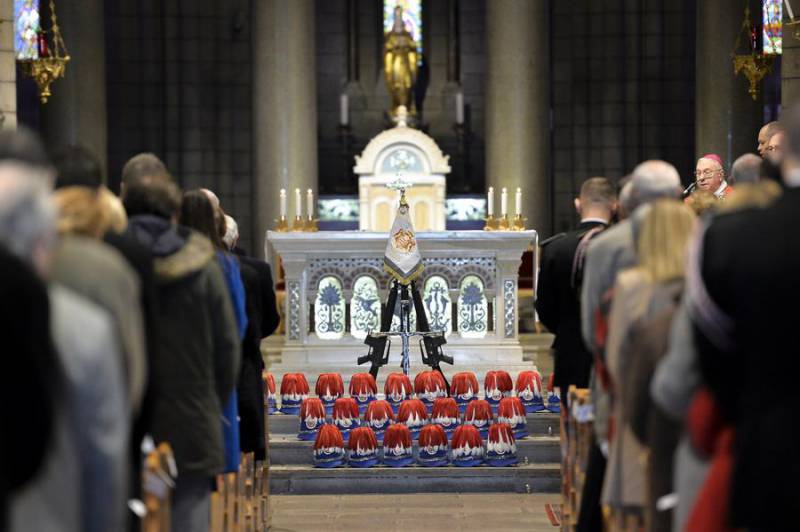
top-left (457, 275), bottom-right (487, 339)
top-left (383, 0), bottom-right (423, 57)
top-left (763, 0), bottom-right (782, 55)
top-left (14, 0), bottom-right (40, 60)
top-left (423, 275), bottom-right (452, 337)
top-left (350, 276), bottom-right (381, 340)
top-left (315, 276), bottom-right (346, 340)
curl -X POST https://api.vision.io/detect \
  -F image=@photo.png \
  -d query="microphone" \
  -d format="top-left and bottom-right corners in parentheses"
top-left (682, 181), bottom-right (697, 198)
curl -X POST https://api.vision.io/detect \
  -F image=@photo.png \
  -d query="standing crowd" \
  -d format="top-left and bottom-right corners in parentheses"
top-left (0, 128), bottom-right (279, 532)
top-left (537, 110), bottom-right (799, 531)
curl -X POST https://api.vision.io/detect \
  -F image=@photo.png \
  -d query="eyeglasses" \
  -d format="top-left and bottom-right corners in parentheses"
top-left (693, 169), bottom-right (723, 180)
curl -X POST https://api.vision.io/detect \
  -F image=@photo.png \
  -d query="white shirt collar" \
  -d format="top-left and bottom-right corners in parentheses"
top-left (580, 217), bottom-right (609, 225)
top-left (713, 180), bottom-right (729, 198)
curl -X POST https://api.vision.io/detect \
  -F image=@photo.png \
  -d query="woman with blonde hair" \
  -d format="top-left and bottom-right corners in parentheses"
top-left (601, 199), bottom-right (696, 531)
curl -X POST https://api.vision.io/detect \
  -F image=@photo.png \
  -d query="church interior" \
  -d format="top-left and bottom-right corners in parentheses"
top-left (2, 0), bottom-right (798, 531)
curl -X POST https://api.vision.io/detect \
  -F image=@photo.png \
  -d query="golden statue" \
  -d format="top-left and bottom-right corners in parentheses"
top-left (384, 6), bottom-right (418, 118)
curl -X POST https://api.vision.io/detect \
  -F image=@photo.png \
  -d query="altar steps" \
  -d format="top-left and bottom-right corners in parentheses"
top-left (269, 463), bottom-right (561, 495)
top-left (268, 411), bottom-right (562, 495)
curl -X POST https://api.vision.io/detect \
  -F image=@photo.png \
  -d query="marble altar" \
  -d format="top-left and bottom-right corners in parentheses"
top-left (266, 230), bottom-right (538, 382)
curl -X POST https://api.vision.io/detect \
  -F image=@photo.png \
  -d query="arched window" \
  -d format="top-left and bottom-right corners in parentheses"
top-left (315, 276), bottom-right (346, 340)
top-left (350, 276), bottom-right (381, 339)
top-left (423, 275), bottom-right (451, 337)
top-left (457, 274), bottom-right (487, 339)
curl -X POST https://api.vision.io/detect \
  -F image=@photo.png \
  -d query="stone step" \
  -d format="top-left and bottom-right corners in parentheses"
top-left (269, 463), bottom-right (561, 495)
top-left (268, 411), bottom-right (561, 438)
top-left (269, 434), bottom-right (561, 466)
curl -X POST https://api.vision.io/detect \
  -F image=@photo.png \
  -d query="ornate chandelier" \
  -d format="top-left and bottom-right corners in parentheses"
top-left (18, 0), bottom-right (70, 104)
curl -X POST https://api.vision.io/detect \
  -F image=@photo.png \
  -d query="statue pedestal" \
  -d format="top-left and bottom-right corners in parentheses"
top-left (266, 229), bottom-right (539, 383)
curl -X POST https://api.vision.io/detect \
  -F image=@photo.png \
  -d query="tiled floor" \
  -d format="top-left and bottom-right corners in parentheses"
top-left (270, 493), bottom-right (561, 531)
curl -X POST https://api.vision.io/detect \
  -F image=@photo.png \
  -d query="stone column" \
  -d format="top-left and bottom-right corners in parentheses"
top-left (0, 0), bottom-right (16, 129)
top-left (485, 0), bottom-right (550, 235)
top-left (253, 0), bottom-right (317, 261)
top-left (783, 18), bottom-right (800, 107)
top-left (695, 0), bottom-right (762, 165)
top-left (41, 0), bottom-right (107, 175)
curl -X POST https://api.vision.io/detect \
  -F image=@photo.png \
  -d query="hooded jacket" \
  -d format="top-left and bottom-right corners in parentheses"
top-left (127, 215), bottom-right (240, 477)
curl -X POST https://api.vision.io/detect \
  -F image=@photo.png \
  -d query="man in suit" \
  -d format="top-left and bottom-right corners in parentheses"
top-left (537, 177), bottom-right (616, 395)
top-left (687, 108), bottom-right (800, 530)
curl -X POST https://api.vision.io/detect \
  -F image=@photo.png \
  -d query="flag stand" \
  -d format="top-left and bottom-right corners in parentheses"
top-left (357, 176), bottom-right (453, 390)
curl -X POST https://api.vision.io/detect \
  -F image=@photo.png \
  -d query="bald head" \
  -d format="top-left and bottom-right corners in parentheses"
top-left (730, 153), bottom-right (762, 185)
top-left (628, 160), bottom-right (682, 210)
top-left (758, 121), bottom-right (784, 157)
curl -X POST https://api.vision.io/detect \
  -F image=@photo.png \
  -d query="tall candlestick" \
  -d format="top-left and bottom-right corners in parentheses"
top-left (487, 186), bottom-right (494, 217)
top-left (306, 189), bottom-right (314, 218)
top-left (787, 0), bottom-right (796, 20)
top-left (279, 188), bottom-right (287, 218)
top-left (501, 187), bottom-right (508, 217)
top-left (515, 187), bottom-right (522, 215)
top-left (295, 188), bottom-right (302, 218)
top-left (340, 93), bottom-right (349, 126)
top-left (455, 92), bottom-right (464, 125)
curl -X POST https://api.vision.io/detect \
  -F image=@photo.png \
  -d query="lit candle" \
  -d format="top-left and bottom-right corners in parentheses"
top-left (787, 0), bottom-right (796, 21)
top-left (279, 188), bottom-right (287, 218)
top-left (487, 186), bottom-right (494, 217)
top-left (455, 92), bottom-right (464, 125)
top-left (340, 93), bottom-right (349, 126)
top-left (501, 187), bottom-right (508, 217)
top-left (295, 188), bottom-right (302, 218)
top-left (515, 187), bottom-right (522, 216)
top-left (307, 189), bottom-right (314, 218)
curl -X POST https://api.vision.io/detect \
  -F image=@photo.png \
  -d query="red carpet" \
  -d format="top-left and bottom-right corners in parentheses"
top-left (544, 503), bottom-right (562, 527)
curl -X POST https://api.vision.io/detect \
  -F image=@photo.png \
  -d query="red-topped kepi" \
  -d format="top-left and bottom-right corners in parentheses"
top-left (417, 424), bottom-right (449, 467)
top-left (486, 423), bottom-right (518, 467)
top-left (431, 397), bottom-right (461, 437)
top-left (332, 397), bottom-right (361, 439)
top-left (397, 398), bottom-right (428, 439)
top-left (298, 397), bottom-right (326, 441)
top-left (313, 424), bottom-right (346, 468)
top-left (484, 370), bottom-right (513, 411)
top-left (515, 369), bottom-right (545, 413)
top-left (347, 426), bottom-right (379, 468)
top-left (280, 373), bottom-right (309, 415)
top-left (263, 371), bottom-right (277, 414)
top-left (382, 424), bottom-right (414, 467)
top-left (414, 370), bottom-right (448, 411)
top-left (451, 424), bottom-right (485, 467)
top-left (384, 372), bottom-right (413, 413)
top-left (315, 373), bottom-right (345, 415)
top-left (364, 399), bottom-right (395, 441)
top-left (463, 399), bottom-right (493, 438)
top-left (546, 373), bottom-right (561, 413)
top-left (497, 396), bottom-right (528, 439)
top-left (451, 371), bottom-right (479, 412)
top-left (349, 372), bottom-right (377, 414)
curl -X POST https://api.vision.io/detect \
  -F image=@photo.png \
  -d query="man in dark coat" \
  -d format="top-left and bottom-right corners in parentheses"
top-left (536, 177), bottom-right (616, 394)
top-left (123, 176), bottom-right (240, 532)
top-left (689, 108), bottom-right (800, 530)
